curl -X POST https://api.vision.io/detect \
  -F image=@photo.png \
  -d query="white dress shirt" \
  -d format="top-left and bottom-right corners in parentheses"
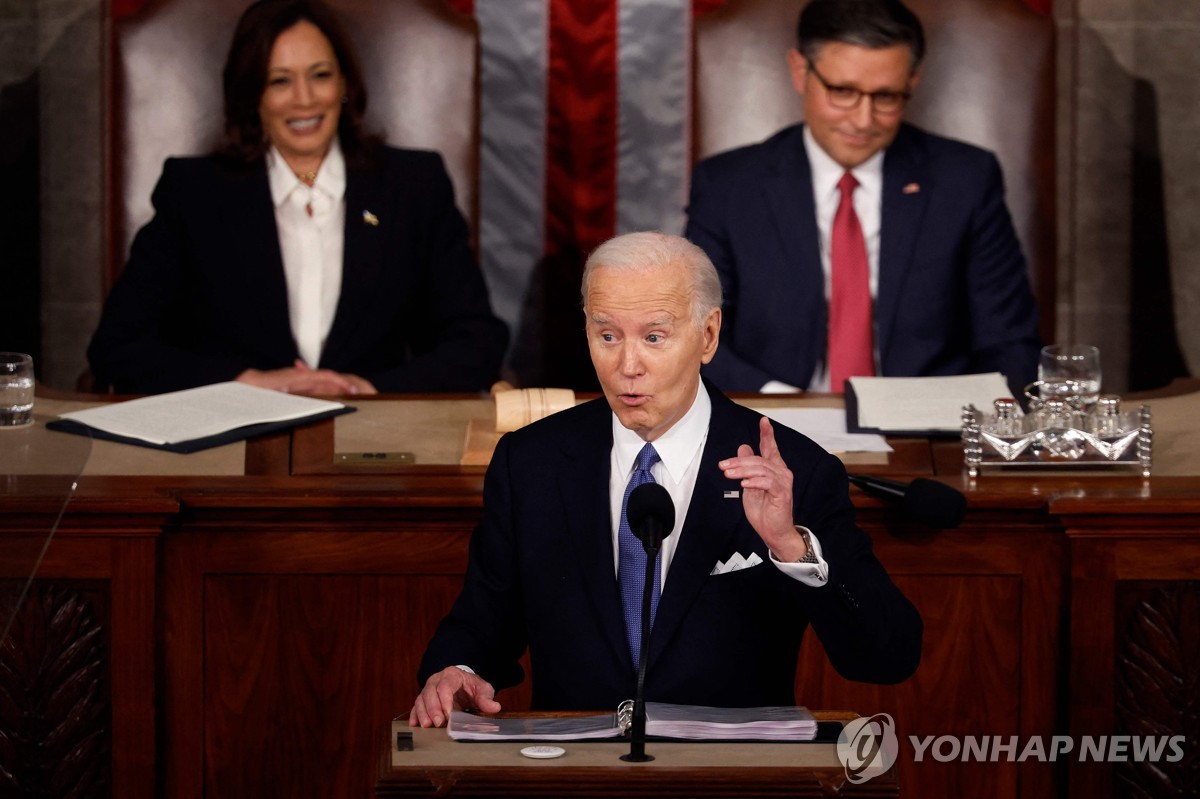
top-left (266, 140), bottom-right (347, 369)
top-left (608, 383), bottom-right (828, 589)
top-left (762, 129), bottom-right (884, 394)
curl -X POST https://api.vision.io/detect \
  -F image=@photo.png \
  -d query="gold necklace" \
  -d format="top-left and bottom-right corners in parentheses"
top-left (296, 170), bottom-right (318, 187)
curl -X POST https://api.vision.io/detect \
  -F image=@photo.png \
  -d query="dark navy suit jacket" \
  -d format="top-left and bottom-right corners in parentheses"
top-left (88, 146), bottom-right (507, 393)
top-left (686, 123), bottom-right (1040, 396)
top-left (417, 383), bottom-right (922, 711)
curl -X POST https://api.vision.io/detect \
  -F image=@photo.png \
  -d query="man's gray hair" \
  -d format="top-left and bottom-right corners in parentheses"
top-left (581, 232), bottom-right (723, 327)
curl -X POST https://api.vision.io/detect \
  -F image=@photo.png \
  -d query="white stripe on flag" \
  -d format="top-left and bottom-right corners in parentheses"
top-left (616, 0), bottom-right (690, 235)
top-left (476, 0), bottom-right (549, 336)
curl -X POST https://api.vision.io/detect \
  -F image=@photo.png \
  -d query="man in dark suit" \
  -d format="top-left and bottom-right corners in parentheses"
top-left (685, 0), bottom-right (1040, 397)
top-left (411, 232), bottom-right (921, 725)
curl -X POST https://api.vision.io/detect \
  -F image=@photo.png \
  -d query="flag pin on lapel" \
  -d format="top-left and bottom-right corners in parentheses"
top-left (902, 182), bottom-right (921, 194)
top-left (362, 209), bottom-right (379, 226)
top-left (723, 490), bottom-right (740, 499)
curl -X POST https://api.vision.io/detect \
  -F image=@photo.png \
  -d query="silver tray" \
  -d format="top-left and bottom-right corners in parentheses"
top-left (961, 403), bottom-right (1152, 477)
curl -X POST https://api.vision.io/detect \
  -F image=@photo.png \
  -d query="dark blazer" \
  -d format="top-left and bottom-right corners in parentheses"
top-left (418, 382), bottom-right (923, 711)
top-left (88, 146), bottom-right (507, 394)
top-left (685, 123), bottom-right (1041, 397)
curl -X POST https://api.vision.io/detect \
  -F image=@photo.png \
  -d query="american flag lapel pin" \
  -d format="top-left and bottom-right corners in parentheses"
top-left (362, 209), bottom-right (379, 226)
top-left (902, 182), bottom-right (921, 195)
top-left (723, 490), bottom-right (740, 499)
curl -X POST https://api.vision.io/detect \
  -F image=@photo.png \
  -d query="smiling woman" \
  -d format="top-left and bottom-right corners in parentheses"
top-left (220, 0), bottom-right (375, 170)
top-left (87, 0), bottom-right (508, 396)
top-left (257, 21), bottom-right (345, 180)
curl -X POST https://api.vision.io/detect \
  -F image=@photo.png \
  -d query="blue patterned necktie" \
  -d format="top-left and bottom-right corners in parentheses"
top-left (618, 442), bottom-right (662, 669)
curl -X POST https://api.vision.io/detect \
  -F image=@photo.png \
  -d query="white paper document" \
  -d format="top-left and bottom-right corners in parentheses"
top-left (447, 702), bottom-right (817, 742)
top-left (643, 702), bottom-right (817, 740)
top-left (849, 372), bottom-right (1014, 433)
top-left (750, 407), bottom-right (893, 454)
top-left (55, 382), bottom-right (347, 446)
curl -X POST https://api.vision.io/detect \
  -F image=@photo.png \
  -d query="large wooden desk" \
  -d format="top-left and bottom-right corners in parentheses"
top-left (376, 716), bottom-right (898, 798)
top-left (4, 390), bottom-right (1200, 799)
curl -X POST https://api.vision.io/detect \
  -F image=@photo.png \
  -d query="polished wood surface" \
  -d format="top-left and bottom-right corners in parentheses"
top-left (5, 392), bottom-right (1200, 798)
top-left (376, 716), bottom-right (898, 798)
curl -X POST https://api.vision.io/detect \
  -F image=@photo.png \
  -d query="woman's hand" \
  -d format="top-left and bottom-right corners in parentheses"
top-left (237, 359), bottom-right (378, 396)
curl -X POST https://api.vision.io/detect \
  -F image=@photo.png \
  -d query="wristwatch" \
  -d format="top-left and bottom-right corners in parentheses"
top-left (793, 526), bottom-right (819, 564)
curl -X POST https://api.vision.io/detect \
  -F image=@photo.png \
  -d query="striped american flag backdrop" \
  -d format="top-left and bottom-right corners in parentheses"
top-left (110, 0), bottom-right (1052, 386)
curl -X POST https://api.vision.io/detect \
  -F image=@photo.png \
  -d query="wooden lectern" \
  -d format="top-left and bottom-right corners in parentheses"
top-left (376, 715), bottom-right (899, 798)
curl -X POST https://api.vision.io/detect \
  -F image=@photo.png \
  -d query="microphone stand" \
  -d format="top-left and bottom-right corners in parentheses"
top-left (621, 537), bottom-right (659, 763)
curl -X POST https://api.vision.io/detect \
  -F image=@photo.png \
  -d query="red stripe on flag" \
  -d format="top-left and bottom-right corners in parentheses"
top-left (545, 0), bottom-right (618, 257)
top-left (445, 0), bottom-right (474, 15)
top-left (111, 0), bottom-right (148, 18)
top-left (692, 0), bottom-right (728, 15)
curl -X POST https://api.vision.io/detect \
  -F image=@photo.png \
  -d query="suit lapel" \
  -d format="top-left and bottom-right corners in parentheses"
top-left (224, 168), bottom-right (296, 362)
top-left (765, 129), bottom-right (828, 374)
top-left (645, 389), bottom-right (748, 669)
top-left (557, 402), bottom-right (633, 671)
top-left (877, 125), bottom-right (932, 364)
top-left (321, 164), bottom-right (388, 367)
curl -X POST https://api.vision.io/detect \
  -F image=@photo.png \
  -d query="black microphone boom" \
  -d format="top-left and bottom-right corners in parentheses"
top-left (627, 483), bottom-right (676, 551)
top-left (621, 481), bottom-right (675, 764)
top-left (847, 475), bottom-right (967, 529)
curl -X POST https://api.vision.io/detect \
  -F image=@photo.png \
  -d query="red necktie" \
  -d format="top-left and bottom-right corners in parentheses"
top-left (829, 171), bottom-right (875, 390)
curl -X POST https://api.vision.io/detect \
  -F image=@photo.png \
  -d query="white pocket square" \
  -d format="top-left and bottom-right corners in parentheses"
top-left (710, 551), bottom-right (763, 575)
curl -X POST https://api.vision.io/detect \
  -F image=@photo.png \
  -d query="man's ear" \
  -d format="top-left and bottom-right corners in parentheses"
top-left (699, 307), bottom-right (722, 365)
top-left (908, 68), bottom-right (923, 93)
top-left (786, 48), bottom-right (808, 98)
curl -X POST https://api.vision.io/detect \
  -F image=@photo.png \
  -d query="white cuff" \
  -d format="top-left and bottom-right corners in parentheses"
top-left (769, 526), bottom-right (829, 587)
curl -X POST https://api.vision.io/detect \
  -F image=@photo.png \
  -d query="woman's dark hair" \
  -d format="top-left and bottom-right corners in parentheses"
top-left (220, 0), bottom-right (381, 166)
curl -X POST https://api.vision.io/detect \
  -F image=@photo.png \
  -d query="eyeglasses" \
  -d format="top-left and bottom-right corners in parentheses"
top-left (806, 59), bottom-right (911, 115)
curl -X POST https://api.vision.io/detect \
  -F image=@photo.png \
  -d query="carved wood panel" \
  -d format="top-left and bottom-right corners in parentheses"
top-left (0, 582), bottom-right (111, 798)
top-left (1115, 581), bottom-right (1200, 798)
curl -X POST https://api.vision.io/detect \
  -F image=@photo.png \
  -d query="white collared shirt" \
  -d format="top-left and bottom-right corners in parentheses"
top-left (798, 127), bottom-right (885, 393)
top-left (266, 140), bottom-right (347, 368)
top-left (608, 383), bottom-right (828, 589)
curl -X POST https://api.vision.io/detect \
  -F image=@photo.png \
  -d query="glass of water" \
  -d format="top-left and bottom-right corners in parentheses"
top-left (0, 352), bottom-right (34, 427)
top-left (1038, 344), bottom-right (1101, 411)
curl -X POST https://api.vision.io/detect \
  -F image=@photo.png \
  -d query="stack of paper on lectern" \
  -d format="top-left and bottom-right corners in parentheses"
top-left (751, 407), bottom-right (892, 455)
top-left (47, 381), bottom-right (354, 453)
top-left (846, 372), bottom-right (1014, 435)
top-left (447, 702), bottom-right (817, 742)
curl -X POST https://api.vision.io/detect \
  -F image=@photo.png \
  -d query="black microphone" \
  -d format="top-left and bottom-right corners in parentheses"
top-left (621, 482), bottom-right (675, 763)
top-left (847, 475), bottom-right (967, 529)
top-left (627, 482), bottom-right (676, 552)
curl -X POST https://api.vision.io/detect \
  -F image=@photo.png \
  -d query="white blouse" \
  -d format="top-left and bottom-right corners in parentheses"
top-left (266, 140), bottom-right (347, 368)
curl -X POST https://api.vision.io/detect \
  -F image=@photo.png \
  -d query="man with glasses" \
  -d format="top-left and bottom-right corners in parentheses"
top-left (685, 0), bottom-right (1040, 396)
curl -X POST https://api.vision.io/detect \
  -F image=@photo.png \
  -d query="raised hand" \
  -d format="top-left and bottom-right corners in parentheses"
top-left (718, 416), bottom-right (808, 561)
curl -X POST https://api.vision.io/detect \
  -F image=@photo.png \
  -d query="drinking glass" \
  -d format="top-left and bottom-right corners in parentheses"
top-left (1038, 344), bottom-right (1101, 411)
top-left (0, 352), bottom-right (34, 427)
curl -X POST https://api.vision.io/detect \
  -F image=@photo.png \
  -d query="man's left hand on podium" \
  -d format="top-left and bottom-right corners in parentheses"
top-left (410, 665), bottom-right (502, 728)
